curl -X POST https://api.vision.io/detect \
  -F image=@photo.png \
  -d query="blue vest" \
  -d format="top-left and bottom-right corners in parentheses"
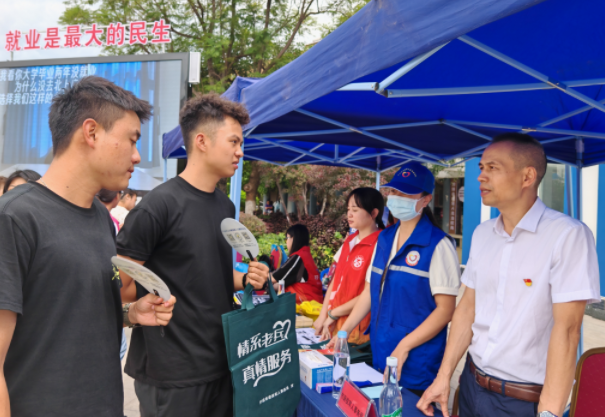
top-left (369, 215), bottom-right (449, 390)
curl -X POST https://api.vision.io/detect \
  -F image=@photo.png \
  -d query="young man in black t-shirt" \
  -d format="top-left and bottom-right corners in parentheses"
top-left (117, 94), bottom-right (270, 417)
top-left (0, 76), bottom-right (176, 417)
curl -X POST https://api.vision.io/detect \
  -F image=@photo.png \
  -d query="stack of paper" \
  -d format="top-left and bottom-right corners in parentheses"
top-left (349, 362), bottom-right (383, 384)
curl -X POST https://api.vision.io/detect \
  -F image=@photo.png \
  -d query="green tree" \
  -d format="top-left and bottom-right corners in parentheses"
top-left (319, 0), bottom-right (370, 36)
top-left (60, 0), bottom-right (353, 92)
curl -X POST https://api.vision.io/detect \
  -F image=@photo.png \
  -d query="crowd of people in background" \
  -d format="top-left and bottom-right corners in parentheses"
top-left (1, 170), bottom-right (41, 195)
top-left (0, 75), bottom-right (600, 417)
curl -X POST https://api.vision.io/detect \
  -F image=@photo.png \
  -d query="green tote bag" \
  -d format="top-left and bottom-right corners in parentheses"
top-left (222, 283), bottom-right (300, 417)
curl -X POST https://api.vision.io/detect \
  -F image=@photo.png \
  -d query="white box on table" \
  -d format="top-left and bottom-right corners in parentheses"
top-left (299, 350), bottom-right (333, 389)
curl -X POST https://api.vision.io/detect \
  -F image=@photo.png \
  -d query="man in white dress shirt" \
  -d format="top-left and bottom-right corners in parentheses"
top-left (418, 133), bottom-right (600, 417)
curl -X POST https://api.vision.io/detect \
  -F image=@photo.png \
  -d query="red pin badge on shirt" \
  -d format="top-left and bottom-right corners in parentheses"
top-left (523, 279), bottom-right (533, 287)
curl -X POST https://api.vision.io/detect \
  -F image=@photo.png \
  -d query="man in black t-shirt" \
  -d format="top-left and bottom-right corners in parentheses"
top-left (117, 94), bottom-right (270, 417)
top-left (0, 76), bottom-right (176, 417)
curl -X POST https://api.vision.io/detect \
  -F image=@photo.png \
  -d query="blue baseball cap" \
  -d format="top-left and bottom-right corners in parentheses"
top-left (382, 162), bottom-right (435, 195)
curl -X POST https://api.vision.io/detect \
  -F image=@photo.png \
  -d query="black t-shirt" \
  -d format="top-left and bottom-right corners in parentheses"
top-left (0, 183), bottom-right (123, 417)
top-left (117, 176), bottom-right (235, 388)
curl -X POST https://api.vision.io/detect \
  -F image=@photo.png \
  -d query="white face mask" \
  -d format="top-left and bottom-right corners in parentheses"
top-left (386, 195), bottom-right (421, 221)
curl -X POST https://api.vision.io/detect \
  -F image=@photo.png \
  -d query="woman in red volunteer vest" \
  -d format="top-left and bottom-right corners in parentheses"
top-left (314, 188), bottom-right (385, 345)
top-left (272, 224), bottom-right (323, 304)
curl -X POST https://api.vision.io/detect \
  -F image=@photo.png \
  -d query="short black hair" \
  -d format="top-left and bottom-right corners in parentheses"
top-left (179, 93), bottom-right (250, 153)
top-left (491, 133), bottom-right (547, 186)
top-left (96, 189), bottom-right (119, 203)
top-left (120, 188), bottom-right (137, 200)
top-left (49, 76), bottom-right (153, 156)
top-left (346, 187), bottom-right (385, 229)
top-left (286, 224), bottom-right (310, 255)
top-left (3, 169), bottom-right (41, 194)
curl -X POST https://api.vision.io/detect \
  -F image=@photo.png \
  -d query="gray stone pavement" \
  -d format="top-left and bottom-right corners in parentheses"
top-left (122, 292), bottom-right (605, 416)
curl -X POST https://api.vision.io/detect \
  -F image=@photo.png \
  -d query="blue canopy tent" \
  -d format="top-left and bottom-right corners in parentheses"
top-left (163, 0), bottom-right (605, 353)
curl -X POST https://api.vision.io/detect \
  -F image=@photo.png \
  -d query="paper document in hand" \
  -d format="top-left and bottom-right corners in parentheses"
top-left (220, 218), bottom-right (260, 259)
top-left (111, 256), bottom-right (171, 301)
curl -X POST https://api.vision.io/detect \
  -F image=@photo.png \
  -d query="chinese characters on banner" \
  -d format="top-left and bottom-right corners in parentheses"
top-left (4, 20), bottom-right (171, 52)
top-left (0, 65), bottom-right (97, 106)
top-left (449, 180), bottom-right (458, 234)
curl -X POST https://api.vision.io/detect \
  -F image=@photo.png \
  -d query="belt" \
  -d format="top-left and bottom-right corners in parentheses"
top-left (470, 360), bottom-right (542, 403)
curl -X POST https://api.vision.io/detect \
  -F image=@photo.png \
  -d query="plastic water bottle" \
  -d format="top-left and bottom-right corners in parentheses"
top-left (332, 330), bottom-right (350, 398)
top-left (379, 357), bottom-right (403, 416)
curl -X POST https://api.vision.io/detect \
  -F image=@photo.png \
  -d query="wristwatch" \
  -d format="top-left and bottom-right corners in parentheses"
top-left (537, 412), bottom-right (558, 417)
top-left (123, 303), bottom-right (140, 328)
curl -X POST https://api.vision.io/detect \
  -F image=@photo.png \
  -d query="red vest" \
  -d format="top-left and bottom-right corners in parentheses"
top-left (329, 230), bottom-right (381, 344)
top-left (286, 246), bottom-right (323, 304)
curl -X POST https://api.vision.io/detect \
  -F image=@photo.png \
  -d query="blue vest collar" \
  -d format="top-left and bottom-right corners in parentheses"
top-left (394, 214), bottom-right (434, 249)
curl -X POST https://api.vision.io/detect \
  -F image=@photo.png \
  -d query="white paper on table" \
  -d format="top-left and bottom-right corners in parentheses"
top-left (296, 328), bottom-right (322, 345)
top-left (350, 362), bottom-right (384, 384)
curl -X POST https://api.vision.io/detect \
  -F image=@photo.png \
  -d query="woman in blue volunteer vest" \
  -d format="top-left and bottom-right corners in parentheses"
top-left (328, 162), bottom-right (461, 397)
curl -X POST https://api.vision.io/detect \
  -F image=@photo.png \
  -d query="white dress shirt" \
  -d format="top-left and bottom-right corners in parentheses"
top-left (463, 198), bottom-right (600, 384)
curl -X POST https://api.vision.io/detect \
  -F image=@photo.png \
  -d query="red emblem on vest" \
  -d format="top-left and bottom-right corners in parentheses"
top-left (352, 255), bottom-right (365, 270)
top-left (406, 251), bottom-right (420, 267)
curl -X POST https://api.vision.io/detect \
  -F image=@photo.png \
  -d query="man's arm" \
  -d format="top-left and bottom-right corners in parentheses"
top-left (233, 261), bottom-right (270, 291)
top-left (126, 294), bottom-right (176, 327)
top-left (115, 255), bottom-right (176, 327)
top-left (417, 286), bottom-right (475, 417)
top-left (0, 310), bottom-right (17, 417)
top-left (538, 300), bottom-right (586, 416)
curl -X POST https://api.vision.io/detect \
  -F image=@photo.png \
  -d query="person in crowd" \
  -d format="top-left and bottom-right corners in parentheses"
top-left (0, 76), bottom-right (176, 417)
top-left (328, 162), bottom-right (461, 398)
top-left (315, 187), bottom-right (385, 345)
top-left (265, 199), bottom-right (274, 214)
top-left (96, 189), bottom-right (121, 233)
top-left (116, 93), bottom-right (270, 417)
top-left (111, 188), bottom-right (137, 227)
top-left (0, 177), bottom-right (6, 196)
top-left (418, 134), bottom-right (600, 417)
top-left (1, 169), bottom-right (41, 194)
top-left (272, 224), bottom-right (323, 303)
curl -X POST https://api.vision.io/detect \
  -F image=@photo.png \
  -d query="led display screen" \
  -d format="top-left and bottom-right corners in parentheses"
top-left (0, 58), bottom-right (183, 185)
